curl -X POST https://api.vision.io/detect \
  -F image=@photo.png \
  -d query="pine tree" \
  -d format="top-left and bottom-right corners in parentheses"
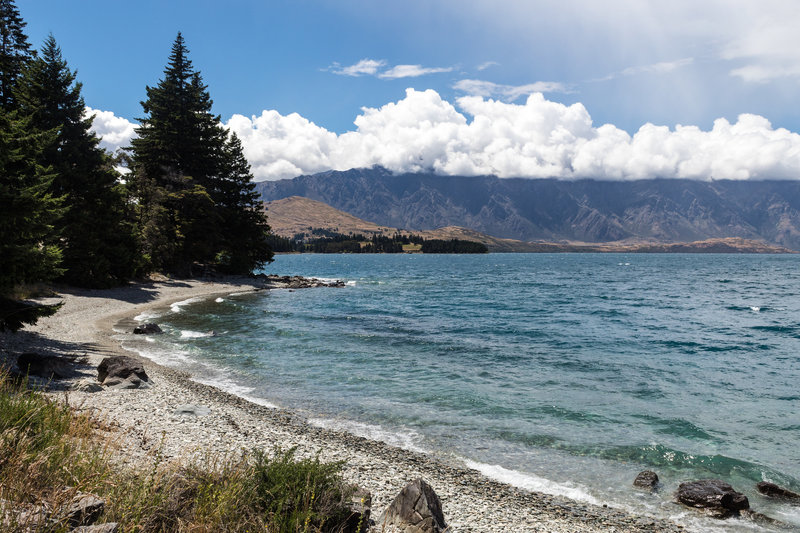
top-left (15, 35), bottom-right (138, 287)
top-left (0, 109), bottom-right (63, 331)
top-left (0, 0), bottom-right (33, 110)
top-left (216, 132), bottom-right (273, 272)
top-left (130, 33), bottom-right (272, 274)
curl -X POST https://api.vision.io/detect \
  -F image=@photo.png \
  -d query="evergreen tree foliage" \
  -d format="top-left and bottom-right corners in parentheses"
top-left (130, 33), bottom-right (272, 274)
top-left (0, 0), bottom-right (33, 110)
top-left (0, 109), bottom-right (63, 331)
top-left (14, 35), bottom-right (138, 287)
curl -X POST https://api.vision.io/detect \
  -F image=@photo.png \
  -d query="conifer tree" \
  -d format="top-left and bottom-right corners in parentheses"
top-left (216, 132), bottom-right (273, 272)
top-left (0, 109), bottom-right (63, 330)
top-left (15, 35), bottom-right (138, 287)
top-left (131, 33), bottom-right (272, 274)
top-left (0, 0), bottom-right (33, 110)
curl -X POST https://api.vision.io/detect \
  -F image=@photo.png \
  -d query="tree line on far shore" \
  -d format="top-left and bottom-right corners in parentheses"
top-left (0, 1), bottom-right (272, 331)
top-left (267, 229), bottom-right (489, 254)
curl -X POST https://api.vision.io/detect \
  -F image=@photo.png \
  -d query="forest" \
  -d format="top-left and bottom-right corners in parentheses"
top-left (268, 229), bottom-right (489, 254)
top-left (0, 1), bottom-right (272, 331)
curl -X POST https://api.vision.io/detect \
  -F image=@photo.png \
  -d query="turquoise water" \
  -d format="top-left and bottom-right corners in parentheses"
top-left (128, 254), bottom-right (800, 531)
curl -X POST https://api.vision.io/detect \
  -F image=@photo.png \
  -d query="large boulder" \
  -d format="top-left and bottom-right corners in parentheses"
top-left (16, 352), bottom-right (74, 380)
top-left (97, 356), bottom-right (149, 389)
top-left (633, 470), bottom-right (660, 491)
top-left (132, 323), bottom-right (162, 334)
top-left (675, 479), bottom-right (749, 518)
top-left (378, 479), bottom-right (446, 533)
top-left (756, 481), bottom-right (800, 502)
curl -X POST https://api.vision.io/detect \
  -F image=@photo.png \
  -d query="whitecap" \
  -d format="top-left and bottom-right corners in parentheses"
top-left (180, 330), bottom-right (215, 339)
top-left (750, 306), bottom-right (761, 312)
top-left (215, 297), bottom-right (225, 303)
top-left (308, 418), bottom-right (426, 454)
top-left (463, 460), bottom-right (601, 506)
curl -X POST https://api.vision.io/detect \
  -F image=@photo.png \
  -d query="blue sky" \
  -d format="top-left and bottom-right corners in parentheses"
top-left (18, 0), bottom-right (800, 181)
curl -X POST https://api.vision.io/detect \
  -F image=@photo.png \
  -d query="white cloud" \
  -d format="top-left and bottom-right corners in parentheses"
top-left (328, 58), bottom-right (387, 77)
top-left (453, 79), bottom-right (569, 100)
top-left (85, 107), bottom-right (136, 153)
top-left (224, 89), bottom-right (800, 181)
top-left (476, 61), bottom-right (499, 71)
top-left (378, 64), bottom-right (454, 79)
top-left (327, 58), bottom-right (454, 79)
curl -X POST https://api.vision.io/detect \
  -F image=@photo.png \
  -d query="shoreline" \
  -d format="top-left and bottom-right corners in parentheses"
top-left (1, 278), bottom-right (686, 532)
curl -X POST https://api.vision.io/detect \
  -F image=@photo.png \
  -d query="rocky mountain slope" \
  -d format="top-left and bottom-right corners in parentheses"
top-left (256, 168), bottom-right (800, 250)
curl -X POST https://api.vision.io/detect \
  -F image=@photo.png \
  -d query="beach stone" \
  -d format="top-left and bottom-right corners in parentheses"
top-left (17, 352), bottom-right (74, 380)
top-left (72, 379), bottom-right (104, 393)
top-left (71, 524), bottom-right (120, 533)
top-left (633, 470), bottom-right (660, 491)
top-left (97, 356), bottom-right (149, 388)
top-left (675, 479), bottom-right (749, 518)
top-left (60, 492), bottom-right (105, 527)
top-left (378, 479), bottom-right (447, 533)
top-left (344, 488), bottom-right (371, 533)
top-left (132, 323), bottom-right (162, 334)
top-left (756, 481), bottom-right (800, 501)
top-left (173, 404), bottom-right (211, 416)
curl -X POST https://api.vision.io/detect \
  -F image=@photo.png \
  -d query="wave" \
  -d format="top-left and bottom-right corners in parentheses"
top-left (308, 417), bottom-right (426, 454)
top-left (463, 460), bottom-right (601, 505)
top-left (169, 296), bottom-right (207, 313)
top-left (179, 330), bottom-right (215, 339)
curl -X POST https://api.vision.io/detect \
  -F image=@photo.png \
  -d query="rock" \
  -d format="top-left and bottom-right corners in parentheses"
top-left (633, 470), bottom-right (660, 491)
top-left (132, 323), bottom-right (162, 334)
top-left (756, 481), bottom-right (800, 502)
top-left (344, 488), bottom-right (371, 533)
top-left (72, 379), bottom-right (103, 393)
top-left (675, 479), bottom-right (749, 518)
top-left (16, 352), bottom-right (74, 380)
top-left (71, 524), bottom-right (119, 533)
top-left (378, 479), bottom-right (447, 533)
top-left (61, 492), bottom-right (105, 527)
top-left (97, 356), bottom-right (149, 388)
top-left (173, 404), bottom-right (211, 416)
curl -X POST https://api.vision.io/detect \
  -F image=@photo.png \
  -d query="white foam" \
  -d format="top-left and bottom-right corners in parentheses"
top-left (169, 296), bottom-right (207, 313)
top-left (463, 460), bottom-right (601, 506)
top-left (308, 418), bottom-right (427, 454)
top-left (215, 297), bottom-right (225, 303)
top-left (750, 306), bottom-right (761, 312)
top-left (180, 330), bottom-right (214, 339)
top-left (194, 375), bottom-right (278, 408)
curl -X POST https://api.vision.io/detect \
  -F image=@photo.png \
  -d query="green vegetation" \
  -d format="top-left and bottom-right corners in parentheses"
top-left (0, 2), bottom-right (274, 330)
top-left (0, 369), bottom-right (359, 532)
top-left (272, 228), bottom-right (488, 254)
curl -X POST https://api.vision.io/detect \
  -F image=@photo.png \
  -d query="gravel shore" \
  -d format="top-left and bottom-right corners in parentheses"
top-left (1, 279), bottom-right (686, 532)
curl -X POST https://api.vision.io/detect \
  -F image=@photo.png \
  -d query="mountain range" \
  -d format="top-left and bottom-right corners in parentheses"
top-left (256, 168), bottom-right (800, 250)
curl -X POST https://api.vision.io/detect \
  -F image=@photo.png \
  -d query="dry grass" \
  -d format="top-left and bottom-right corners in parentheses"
top-left (0, 370), bottom-right (361, 532)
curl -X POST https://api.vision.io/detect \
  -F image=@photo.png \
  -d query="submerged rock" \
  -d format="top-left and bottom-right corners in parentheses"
top-left (97, 356), bottom-right (149, 389)
top-left (633, 470), bottom-right (660, 491)
top-left (675, 479), bottom-right (749, 518)
top-left (132, 323), bottom-right (162, 334)
top-left (756, 481), bottom-right (800, 502)
top-left (378, 479), bottom-right (447, 533)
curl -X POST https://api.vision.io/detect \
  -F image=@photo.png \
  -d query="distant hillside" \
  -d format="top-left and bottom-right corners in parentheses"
top-left (264, 196), bottom-right (539, 252)
top-left (264, 196), bottom-right (793, 254)
top-left (256, 168), bottom-right (800, 250)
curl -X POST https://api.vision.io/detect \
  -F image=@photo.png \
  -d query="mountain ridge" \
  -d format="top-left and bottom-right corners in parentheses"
top-left (256, 168), bottom-right (800, 250)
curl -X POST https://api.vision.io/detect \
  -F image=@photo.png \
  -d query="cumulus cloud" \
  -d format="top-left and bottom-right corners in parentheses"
top-left (453, 79), bottom-right (569, 101)
top-left (85, 107), bottom-right (136, 153)
top-left (225, 88), bottom-right (800, 181)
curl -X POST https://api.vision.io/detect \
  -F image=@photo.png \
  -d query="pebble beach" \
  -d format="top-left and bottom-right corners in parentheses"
top-left (0, 278), bottom-right (687, 532)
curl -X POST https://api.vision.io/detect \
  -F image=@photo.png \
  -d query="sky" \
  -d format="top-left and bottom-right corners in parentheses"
top-left (18, 0), bottom-right (800, 181)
